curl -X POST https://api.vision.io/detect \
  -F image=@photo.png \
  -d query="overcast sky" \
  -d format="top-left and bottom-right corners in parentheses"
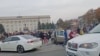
top-left (0, 0), bottom-right (100, 22)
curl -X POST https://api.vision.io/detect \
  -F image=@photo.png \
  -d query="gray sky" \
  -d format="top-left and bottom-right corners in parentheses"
top-left (0, 0), bottom-right (100, 22)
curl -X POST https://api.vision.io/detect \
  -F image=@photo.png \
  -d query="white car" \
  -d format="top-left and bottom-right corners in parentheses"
top-left (0, 35), bottom-right (42, 53)
top-left (66, 24), bottom-right (100, 56)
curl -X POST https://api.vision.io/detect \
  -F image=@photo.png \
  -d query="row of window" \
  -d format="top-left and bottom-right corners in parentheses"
top-left (0, 19), bottom-right (38, 23)
top-left (4, 24), bottom-right (37, 27)
top-left (0, 19), bottom-right (49, 24)
top-left (5, 27), bottom-right (37, 33)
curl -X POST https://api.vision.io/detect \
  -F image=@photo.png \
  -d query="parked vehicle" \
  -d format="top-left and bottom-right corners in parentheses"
top-left (66, 24), bottom-right (100, 56)
top-left (51, 29), bottom-right (64, 44)
top-left (0, 35), bottom-right (42, 53)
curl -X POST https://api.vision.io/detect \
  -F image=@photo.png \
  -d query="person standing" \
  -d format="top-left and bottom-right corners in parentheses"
top-left (80, 28), bottom-right (84, 35)
top-left (43, 32), bottom-right (48, 44)
top-left (77, 27), bottom-right (80, 34)
top-left (67, 28), bottom-right (71, 40)
top-left (63, 29), bottom-right (68, 45)
top-left (39, 31), bottom-right (44, 44)
top-left (69, 29), bottom-right (77, 40)
top-left (48, 31), bottom-right (52, 40)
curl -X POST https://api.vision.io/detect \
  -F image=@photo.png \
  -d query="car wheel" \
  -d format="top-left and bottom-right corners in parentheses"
top-left (17, 45), bottom-right (25, 53)
top-left (51, 38), bottom-right (58, 45)
top-left (0, 48), bottom-right (1, 52)
top-left (55, 41), bottom-right (58, 45)
top-left (51, 38), bottom-right (55, 44)
top-left (51, 38), bottom-right (57, 44)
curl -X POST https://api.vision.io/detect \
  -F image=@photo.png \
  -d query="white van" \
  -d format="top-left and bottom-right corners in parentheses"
top-left (51, 29), bottom-right (65, 44)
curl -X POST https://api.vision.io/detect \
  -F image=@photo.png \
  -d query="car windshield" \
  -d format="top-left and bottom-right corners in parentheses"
top-left (90, 24), bottom-right (100, 33)
top-left (56, 31), bottom-right (64, 36)
top-left (21, 35), bottom-right (35, 39)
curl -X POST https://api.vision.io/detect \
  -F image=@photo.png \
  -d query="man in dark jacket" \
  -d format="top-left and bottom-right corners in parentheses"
top-left (63, 29), bottom-right (68, 46)
top-left (39, 32), bottom-right (44, 44)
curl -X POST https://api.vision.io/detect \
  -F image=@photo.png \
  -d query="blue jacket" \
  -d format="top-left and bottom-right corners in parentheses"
top-left (64, 30), bottom-right (67, 39)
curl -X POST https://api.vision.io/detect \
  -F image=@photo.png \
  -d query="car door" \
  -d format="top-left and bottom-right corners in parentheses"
top-left (1, 37), bottom-right (12, 51)
top-left (56, 30), bottom-right (64, 42)
top-left (8, 37), bottom-right (20, 51)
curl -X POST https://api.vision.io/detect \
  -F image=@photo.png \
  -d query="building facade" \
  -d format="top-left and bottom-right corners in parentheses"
top-left (0, 15), bottom-right (50, 33)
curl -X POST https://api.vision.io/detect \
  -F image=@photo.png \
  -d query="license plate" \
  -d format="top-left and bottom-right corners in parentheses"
top-left (67, 52), bottom-right (76, 56)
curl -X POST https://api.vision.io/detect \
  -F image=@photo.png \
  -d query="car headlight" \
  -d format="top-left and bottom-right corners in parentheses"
top-left (79, 42), bottom-right (98, 49)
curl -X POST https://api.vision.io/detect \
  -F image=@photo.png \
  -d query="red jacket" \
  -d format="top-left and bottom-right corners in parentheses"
top-left (69, 31), bottom-right (76, 39)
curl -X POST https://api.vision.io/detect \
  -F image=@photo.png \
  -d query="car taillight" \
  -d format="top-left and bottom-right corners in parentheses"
top-left (27, 40), bottom-right (34, 43)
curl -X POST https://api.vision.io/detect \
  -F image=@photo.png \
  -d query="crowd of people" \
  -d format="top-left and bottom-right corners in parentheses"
top-left (0, 31), bottom-right (24, 40)
top-left (39, 31), bottom-right (52, 44)
top-left (0, 30), bottom-right (52, 44)
top-left (0, 23), bottom-right (99, 45)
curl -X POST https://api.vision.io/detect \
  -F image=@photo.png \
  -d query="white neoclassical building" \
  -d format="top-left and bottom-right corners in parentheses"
top-left (0, 15), bottom-right (50, 33)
